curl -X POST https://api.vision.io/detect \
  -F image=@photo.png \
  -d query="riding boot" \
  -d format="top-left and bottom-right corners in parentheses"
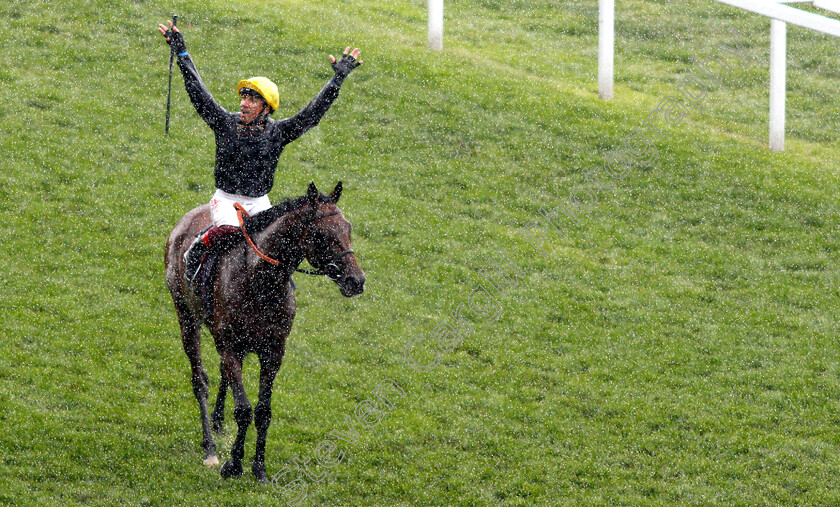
top-left (184, 235), bottom-right (210, 284)
top-left (184, 225), bottom-right (241, 286)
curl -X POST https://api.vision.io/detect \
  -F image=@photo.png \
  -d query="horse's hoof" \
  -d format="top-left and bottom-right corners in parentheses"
top-left (252, 462), bottom-right (268, 484)
top-left (203, 455), bottom-right (220, 467)
top-left (212, 422), bottom-right (224, 435)
top-left (220, 460), bottom-right (243, 478)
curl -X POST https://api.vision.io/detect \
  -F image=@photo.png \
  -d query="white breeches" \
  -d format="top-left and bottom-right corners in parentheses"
top-left (209, 188), bottom-right (272, 227)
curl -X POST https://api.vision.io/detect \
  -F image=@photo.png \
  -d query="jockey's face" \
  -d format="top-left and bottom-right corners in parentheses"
top-left (240, 93), bottom-right (267, 124)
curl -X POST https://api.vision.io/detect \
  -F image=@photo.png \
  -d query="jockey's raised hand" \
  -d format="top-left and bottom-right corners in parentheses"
top-left (330, 47), bottom-right (363, 84)
top-left (158, 19), bottom-right (187, 55)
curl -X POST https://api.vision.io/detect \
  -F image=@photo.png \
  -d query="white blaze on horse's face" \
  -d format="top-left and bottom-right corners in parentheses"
top-left (306, 208), bottom-right (365, 297)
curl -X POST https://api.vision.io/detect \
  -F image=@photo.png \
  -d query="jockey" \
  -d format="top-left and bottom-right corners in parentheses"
top-left (157, 20), bottom-right (362, 282)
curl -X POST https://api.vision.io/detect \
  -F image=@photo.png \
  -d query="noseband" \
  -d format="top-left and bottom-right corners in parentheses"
top-left (295, 248), bottom-right (354, 278)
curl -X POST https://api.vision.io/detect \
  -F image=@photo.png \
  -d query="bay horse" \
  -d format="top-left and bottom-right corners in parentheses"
top-left (164, 182), bottom-right (365, 482)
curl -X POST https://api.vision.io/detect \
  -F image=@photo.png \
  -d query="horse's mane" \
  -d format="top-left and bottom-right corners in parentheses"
top-left (245, 193), bottom-right (333, 235)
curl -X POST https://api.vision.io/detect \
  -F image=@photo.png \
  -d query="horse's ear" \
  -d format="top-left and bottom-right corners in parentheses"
top-left (307, 182), bottom-right (318, 204)
top-left (330, 181), bottom-right (343, 204)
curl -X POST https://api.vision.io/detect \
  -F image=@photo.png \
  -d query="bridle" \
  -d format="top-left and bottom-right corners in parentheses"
top-left (234, 203), bottom-right (354, 280)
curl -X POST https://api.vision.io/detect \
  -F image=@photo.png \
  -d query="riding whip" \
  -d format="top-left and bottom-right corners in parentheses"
top-left (165, 14), bottom-right (178, 135)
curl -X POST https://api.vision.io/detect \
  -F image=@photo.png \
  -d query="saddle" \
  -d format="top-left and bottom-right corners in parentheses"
top-left (184, 205), bottom-right (301, 321)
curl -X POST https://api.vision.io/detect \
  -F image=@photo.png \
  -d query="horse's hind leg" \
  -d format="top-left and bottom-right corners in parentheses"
top-left (175, 300), bottom-right (219, 467)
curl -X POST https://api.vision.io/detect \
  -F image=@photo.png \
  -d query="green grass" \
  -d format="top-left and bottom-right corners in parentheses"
top-left (2, 0), bottom-right (840, 504)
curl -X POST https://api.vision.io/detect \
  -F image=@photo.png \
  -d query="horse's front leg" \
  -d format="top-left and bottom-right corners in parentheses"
top-left (219, 349), bottom-right (251, 479)
top-left (252, 350), bottom-right (283, 483)
top-left (211, 369), bottom-right (228, 434)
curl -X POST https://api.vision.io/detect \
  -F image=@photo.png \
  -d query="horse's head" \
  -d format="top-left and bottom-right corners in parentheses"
top-left (302, 182), bottom-right (366, 297)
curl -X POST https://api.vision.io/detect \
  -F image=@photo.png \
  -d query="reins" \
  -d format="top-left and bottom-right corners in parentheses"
top-left (235, 202), bottom-right (280, 266)
top-left (233, 203), bottom-right (354, 277)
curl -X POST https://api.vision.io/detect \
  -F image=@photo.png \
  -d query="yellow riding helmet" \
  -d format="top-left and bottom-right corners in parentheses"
top-left (237, 77), bottom-right (279, 112)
